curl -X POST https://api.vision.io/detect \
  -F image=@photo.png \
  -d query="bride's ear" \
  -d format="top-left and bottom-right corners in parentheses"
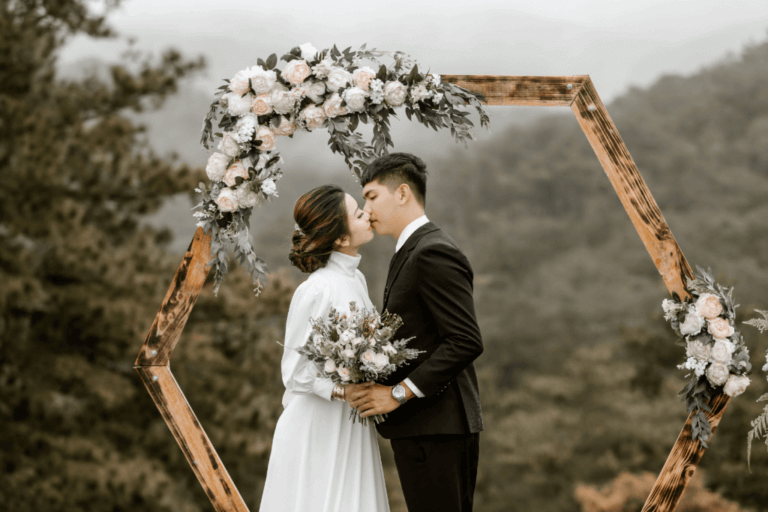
top-left (335, 235), bottom-right (350, 249)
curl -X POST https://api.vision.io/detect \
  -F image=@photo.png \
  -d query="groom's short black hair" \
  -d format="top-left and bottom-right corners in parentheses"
top-left (361, 152), bottom-right (428, 206)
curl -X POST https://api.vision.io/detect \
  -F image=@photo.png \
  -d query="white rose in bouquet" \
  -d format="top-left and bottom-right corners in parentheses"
top-left (342, 86), bottom-right (368, 112)
top-left (235, 185), bottom-right (259, 208)
top-left (312, 58), bottom-right (334, 79)
top-left (260, 178), bottom-right (278, 197)
top-left (383, 80), bottom-right (407, 106)
top-left (300, 105), bottom-right (327, 130)
top-left (248, 66), bottom-right (277, 94)
top-left (255, 126), bottom-right (276, 151)
top-left (323, 92), bottom-right (349, 118)
top-left (361, 349), bottom-right (376, 365)
top-left (299, 42), bottom-right (318, 61)
top-left (686, 339), bottom-right (711, 362)
top-left (340, 329), bottom-right (355, 344)
top-left (218, 131), bottom-right (241, 158)
top-left (373, 353), bottom-right (390, 370)
top-left (352, 66), bottom-right (376, 91)
top-left (324, 358), bottom-right (337, 374)
top-left (710, 339), bottom-right (734, 364)
top-left (228, 69), bottom-right (254, 96)
top-left (282, 59), bottom-right (312, 85)
top-left (226, 92), bottom-right (254, 116)
top-left (695, 293), bottom-right (723, 319)
top-left (410, 83), bottom-right (430, 103)
top-left (679, 305), bottom-right (705, 336)
top-left (723, 374), bottom-right (750, 397)
top-left (205, 153), bottom-right (229, 182)
top-left (273, 116), bottom-right (296, 137)
top-left (251, 93), bottom-right (273, 116)
top-left (223, 160), bottom-right (250, 187)
top-left (706, 362), bottom-right (729, 386)
top-left (708, 317), bottom-right (734, 339)
top-left (337, 365), bottom-right (351, 382)
top-left (326, 67), bottom-right (351, 91)
top-left (301, 80), bottom-right (326, 103)
top-left (270, 87), bottom-right (299, 115)
top-left (215, 188), bottom-right (239, 212)
top-left (342, 347), bottom-right (356, 360)
top-left (351, 337), bottom-right (364, 348)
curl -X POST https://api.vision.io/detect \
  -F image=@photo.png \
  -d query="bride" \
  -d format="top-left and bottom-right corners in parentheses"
top-left (259, 184), bottom-right (390, 512)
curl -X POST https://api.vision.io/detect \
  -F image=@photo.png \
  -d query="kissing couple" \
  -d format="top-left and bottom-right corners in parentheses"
top-left (258, 153), bottom-right (484, 512)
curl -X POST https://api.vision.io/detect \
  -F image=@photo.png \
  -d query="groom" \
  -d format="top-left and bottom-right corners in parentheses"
top-left (350, 153), bottom-right (484, 512)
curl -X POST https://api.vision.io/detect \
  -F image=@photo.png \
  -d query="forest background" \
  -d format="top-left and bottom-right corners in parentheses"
top-left (3, 1), bottom-right (768, 511)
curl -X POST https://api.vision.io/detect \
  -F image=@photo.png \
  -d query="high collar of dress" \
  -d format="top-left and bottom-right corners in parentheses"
top-left (326, 251), bottom-right (361, 277)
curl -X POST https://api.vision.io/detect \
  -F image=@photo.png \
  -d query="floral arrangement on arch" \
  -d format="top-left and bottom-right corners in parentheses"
top-left (662, 266), bottom-right (752, 447)
top-left (194, 43), bottom-right (490, 296)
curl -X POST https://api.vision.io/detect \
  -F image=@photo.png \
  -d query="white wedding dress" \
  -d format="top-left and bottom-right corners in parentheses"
top-left (259, 251), bottom-right (390, 512)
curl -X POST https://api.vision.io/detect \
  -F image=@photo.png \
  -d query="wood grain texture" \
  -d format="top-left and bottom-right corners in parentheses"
top-left (135, 366), bottom-right (250, 512)
top-left (570, 78), bottom-right (691, 299)
top-left (135, 227), bottom-right (212, 367)
top-left (441, 75), bottom-right (589, 106)
top-left (641, 393), bottom-right (730, 512)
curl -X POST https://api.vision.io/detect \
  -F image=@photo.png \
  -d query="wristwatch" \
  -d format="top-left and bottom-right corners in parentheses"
top-left (391, 384), bottom-right (407, 405)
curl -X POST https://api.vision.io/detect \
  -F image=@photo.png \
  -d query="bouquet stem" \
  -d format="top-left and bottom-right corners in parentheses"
top-left (349, 407), bottom-right (387, 427)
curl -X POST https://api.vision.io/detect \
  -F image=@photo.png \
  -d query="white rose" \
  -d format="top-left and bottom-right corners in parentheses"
top-left (326, 67), bottom-right (351, 91)
top-left (342, 86), bottom-right (368, 112)
top-left (410, 83), bottom-right (430, 103)
top-left (205, 153), bottom-right (229, 182)
top-left (373, 353), bottom-right (389, 370)
top-left (323, 92), bottom-right (349, 118)
top-left (273, 116), bottom-right (296, 137)
top-left (300, 105), bottom-right (326, 130)
top-left (255, 126), bottom-right (276, 151)
top-left (342, 348), bottom-right (356, 360)
top-left (723, 374), bottom-right (750, 397)
top-left (251, 93), bottom-right (273, 116)
top-left (351, 336), bottom-right (364, 348)
top-left (229, 69), bottom-right (252, 96)
top-left (361, 349), bottom-right (376, 364)
top-left (383, 81), bottom-right (407, 107)
top-left (270, 87), bottom-right (298, 115)
top-left (324, 359), bottom-right (337, 374)
top-left (352, 66), bottom-right (376, 91)
top-left (707, 317), bottom-right (734, 339)
top-left (234, 185), bottom-right (259, 208)
top-left (299, 42), bottom-right (318, 61)
top-left (301, 80), bottom-right (326, 103)
top-left (247, 66), bottom-right (277, 94)
top-left (217, 131), bottom-right (241, 158)
top-left (260, 178), bottom-right (278, 197)
top-left (706, 362), bottom-right (729, 387)
top-left (223, 160), bottom-right (250, 187)
top-left (337, 365), bottom-right (351, 382)
top-left (710, 339), bottom-right (734, 364)
top-left (695, 293), bottom-right (723, 319)
top-left (686, 339), bottom-right (711, 362)
top-left (281, 59), bottom-right (311, 85)
top-left (679, 306), bottom-right (705, 336)
top-left (339, 329), bottom-right (355, 344)
top-left (215, 188), bottom-right (239, 212)
top-left (312, 58), bottom-right (334, 79)
top-left (226, 92), bottom-right (254, 116)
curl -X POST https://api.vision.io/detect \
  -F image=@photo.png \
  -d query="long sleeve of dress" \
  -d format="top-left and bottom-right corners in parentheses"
top-left (281, 277), bottom-right (336, 405)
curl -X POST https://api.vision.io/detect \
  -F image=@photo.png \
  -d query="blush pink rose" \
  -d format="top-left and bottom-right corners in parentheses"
top-left (223, 160), bottom-right (249, 187)
top-left (274, 116), bottom-right (296, 136)
top-left (255, 126), bottom-right (276, 151)
top-left (723, 374), bottom-right (750, 397)
top-left (281, 59), bottom-right (312, 85)
top-left (695, 293), bottom-right (723, 319)
top-left (352, 66), bottom-right (376, 91)
top-left (251, 93), bottom-right (272, 116)
top-left (323, 92), bottom-right (348, 118)
top-left (215, 188), bottom-right (239, 212)
top-left (708, 317), bottom-right (734, 339)
top-left (300, 105), bottom-right (326, 130)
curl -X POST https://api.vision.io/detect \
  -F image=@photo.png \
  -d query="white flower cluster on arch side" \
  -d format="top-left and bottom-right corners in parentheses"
top-left (196, 43), bottom-right (490, 297)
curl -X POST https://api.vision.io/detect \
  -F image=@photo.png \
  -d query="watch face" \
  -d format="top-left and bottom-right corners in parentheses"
top-left (393, 385), bottom-right (405, 400)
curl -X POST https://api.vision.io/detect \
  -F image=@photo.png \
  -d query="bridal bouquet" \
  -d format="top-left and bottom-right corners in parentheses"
top-left (662, 266), bottom-right (752, 447)
top-left (296, 301), bottom-right (423, 425)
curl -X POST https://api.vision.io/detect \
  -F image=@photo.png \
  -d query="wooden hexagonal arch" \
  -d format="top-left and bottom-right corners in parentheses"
top-left (134, 75), bottom-right (729, 512)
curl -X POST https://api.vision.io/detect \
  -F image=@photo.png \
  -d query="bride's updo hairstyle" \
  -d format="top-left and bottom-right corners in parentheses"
top-left (289, 184), bottom-right (351, 273)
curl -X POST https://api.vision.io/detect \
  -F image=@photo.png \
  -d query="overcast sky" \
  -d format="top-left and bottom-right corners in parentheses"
top-left (62, 0), bottom-right (768, 102)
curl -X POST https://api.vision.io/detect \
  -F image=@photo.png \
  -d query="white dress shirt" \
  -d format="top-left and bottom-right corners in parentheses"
top-left (395, 215), bottom-right (430, 399)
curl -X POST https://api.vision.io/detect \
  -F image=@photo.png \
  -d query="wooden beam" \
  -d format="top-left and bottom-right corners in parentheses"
top-left (441, 75), bottom-right (589, 106)
top-left (135, 227), bottom-right (212, 367)
top-left (135, 366), bottom-right (250, 512)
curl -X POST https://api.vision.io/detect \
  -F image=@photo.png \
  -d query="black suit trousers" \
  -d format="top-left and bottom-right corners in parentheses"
top-left (391, 433), bottom-right (480, 512)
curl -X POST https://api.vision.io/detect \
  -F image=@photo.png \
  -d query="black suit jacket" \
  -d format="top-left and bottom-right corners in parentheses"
top-left (376, 222), bottom-right (484, 439)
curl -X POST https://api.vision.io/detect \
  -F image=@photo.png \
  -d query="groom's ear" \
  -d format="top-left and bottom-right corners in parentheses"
top-left (396, 183), bottom-right (410, 205)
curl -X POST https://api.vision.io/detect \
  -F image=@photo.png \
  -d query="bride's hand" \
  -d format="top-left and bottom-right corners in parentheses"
top-left (343, 382), bottom-right (374, 404)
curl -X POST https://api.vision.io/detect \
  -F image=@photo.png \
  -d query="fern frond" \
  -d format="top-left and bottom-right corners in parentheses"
top-left (747, 405), bottom-right (768, 472)
top-left (744, 310), bottom-right (768, 333)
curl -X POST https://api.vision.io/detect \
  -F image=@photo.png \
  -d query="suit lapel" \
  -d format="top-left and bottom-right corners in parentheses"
top-left (383, 222), bottom-right (439, 309)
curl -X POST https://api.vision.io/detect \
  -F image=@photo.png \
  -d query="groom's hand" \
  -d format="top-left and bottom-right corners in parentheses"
top-left (349, 383), bottom-right (401, 418)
